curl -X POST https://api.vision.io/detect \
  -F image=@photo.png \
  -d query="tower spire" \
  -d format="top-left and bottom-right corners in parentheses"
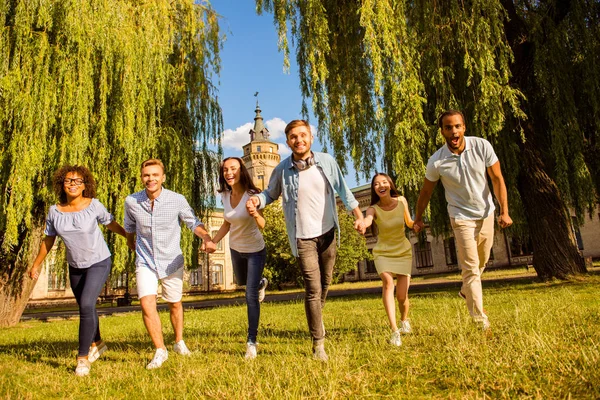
top-left (250, 92), bottom-right (269, 141)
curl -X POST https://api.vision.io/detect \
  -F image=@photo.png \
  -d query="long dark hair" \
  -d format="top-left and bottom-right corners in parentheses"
top-left (217, 157), bottom-right (261, 194)
top-left (369, 173), bottom-right (399, 206)
top-left (52, 165), bottom-right (97, 204)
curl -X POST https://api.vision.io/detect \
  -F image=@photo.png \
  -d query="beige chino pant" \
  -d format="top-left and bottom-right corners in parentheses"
top-left (450, 213), bottom-right (495, 322)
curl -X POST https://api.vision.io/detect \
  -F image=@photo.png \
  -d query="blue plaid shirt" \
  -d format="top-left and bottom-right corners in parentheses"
top-left (124, 188), bottom-right (202, 278)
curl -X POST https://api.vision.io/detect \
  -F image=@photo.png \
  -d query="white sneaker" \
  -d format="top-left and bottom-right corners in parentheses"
top-left (146, 348), bottom-right (168, 370)
top-left (313, 344), bottom-right (329, 362)
top-left (88, 341), bottom-right (108, 363)
top-left (400, 320), bottom-right (412, 334)
top-left (482, 317), bottom-right (491, 331)
top-left (258, 278), bottom-right (268, 303)
top-left (75, 358), bottom-right (91, 377)
top-left (390, 330), bottom-right (402, 346)
top-left (173, 340), bottom-right (191, 356)
top-left (245, 342), bottom-right (257, 360)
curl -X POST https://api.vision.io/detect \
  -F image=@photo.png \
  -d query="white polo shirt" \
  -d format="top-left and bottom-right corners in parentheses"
top-left (425, 136), bottom-right (498, 220)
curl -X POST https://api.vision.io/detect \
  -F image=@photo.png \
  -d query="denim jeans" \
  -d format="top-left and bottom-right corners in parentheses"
top-left (230, 247), bottom-right (266, 344)
top-left (296, 228), bottom-right (336, 346)
top-left (69, 257), bottom-right (112, 357)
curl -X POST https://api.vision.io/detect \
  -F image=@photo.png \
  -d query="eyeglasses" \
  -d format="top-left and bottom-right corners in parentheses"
top-left (63, 178), bottom-right (85, 185)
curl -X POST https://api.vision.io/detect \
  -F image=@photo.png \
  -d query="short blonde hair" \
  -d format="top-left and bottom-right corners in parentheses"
top-left (140, 158), bottom-right (165, 173)
top-left (285, 120), bottom-right (311, 137)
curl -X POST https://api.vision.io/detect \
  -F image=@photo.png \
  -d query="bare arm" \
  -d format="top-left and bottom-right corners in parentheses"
top-left (194, 224), bottom-right (217, 253)
top-left (211, 220), bottom-right (231, 244)
top-left (106, 220), bottom-right (127, 238)
top-left (29, 236), bottom-right (56, 279)
top-left (248, 207), bottom-right (266, 230)
top-left (487, 161), bottom-right (513, 228)
top-left (363, 207), bottom-right (376, 229)
top-left (400, 196), bottom-right (414, 229)
top-left (414, 178), bottom-right (438, 233)
top-left (126, 232), bottom-right (136, 251)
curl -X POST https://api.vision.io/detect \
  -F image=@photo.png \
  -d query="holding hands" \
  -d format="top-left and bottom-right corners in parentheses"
top-left (413, 219), bottom-right (425, 234)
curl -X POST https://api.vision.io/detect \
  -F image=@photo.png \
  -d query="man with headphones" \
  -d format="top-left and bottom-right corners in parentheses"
top-left (247, 120), bottom-right (366, 361)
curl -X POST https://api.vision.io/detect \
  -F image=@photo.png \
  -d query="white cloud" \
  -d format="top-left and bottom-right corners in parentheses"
top-left (221, 117), bottom-right (316, 158)
top-left (221, 122), bottom-right (253, 150)
top-left (264, 117), bottom-right (287, 140)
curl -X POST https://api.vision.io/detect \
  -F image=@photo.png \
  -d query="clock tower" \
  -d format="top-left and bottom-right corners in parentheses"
top-left (242, 101), bottom-right (281, 190)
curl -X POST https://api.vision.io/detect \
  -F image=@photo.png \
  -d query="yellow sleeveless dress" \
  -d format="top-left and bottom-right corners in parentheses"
top-left (372, 202), bottom-right (413, 276)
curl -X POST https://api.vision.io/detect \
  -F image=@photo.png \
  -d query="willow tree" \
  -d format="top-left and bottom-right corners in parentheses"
top-left (0, 0), bottom-right (223, 327)
top-left (257, 0), bottom-right (599, 280)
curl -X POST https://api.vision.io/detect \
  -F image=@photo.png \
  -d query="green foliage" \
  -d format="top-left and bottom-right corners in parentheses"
top-left (334, 205), bottom-right (371, 283)
top-left (261, 201), bottom-right (370, 287)
top-left (2, 275), bottom-right (600, 397)
top-left (0, 0), bottom-right (223, 274)
top-left (261, 201), bottom-right (299, 288)
top-left (256, 0), bottom-right (599, 239)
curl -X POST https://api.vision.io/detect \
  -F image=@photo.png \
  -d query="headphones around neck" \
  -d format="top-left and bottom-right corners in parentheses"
top-left (293, 154), bottom-right (315, 171)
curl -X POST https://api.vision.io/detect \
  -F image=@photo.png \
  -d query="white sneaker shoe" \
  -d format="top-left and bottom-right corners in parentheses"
top-left (75, 358), bottom-right (91, 377)
top-left (88, 341), bottom-right (108, 363)
top-left (481, 317), bottom-right (491, 331)
top-left (173, 340), bottom-right (191, 356)
top-left (245, 342), bottom-right (257, 360)
top-left (313, 344), bottom-right (329, 362)
top-left (400, 320), bottom-right (412, 334)
top-left (390, 330), bottom-right (402, 346)
top-left (258, 278), bottom-right (268, 303)
top-left (146, 348), bottom-right (168, 370)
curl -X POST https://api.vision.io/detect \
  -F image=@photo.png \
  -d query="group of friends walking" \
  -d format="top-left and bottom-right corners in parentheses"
top-left (29, 110), bottom-right (512, 376)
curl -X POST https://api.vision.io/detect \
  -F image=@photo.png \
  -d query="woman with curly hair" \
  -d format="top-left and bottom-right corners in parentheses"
top-left (210, 157), bottom-right (268, 360)
top-left (29, 165), bottom-right (128, 376)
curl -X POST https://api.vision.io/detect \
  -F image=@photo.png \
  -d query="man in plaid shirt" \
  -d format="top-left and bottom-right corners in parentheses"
top-left (125, 158), bottom-right (216, 369)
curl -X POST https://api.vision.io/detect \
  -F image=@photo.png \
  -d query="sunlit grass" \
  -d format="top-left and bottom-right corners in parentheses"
top-left (3, 274), bottom-right (599, 399)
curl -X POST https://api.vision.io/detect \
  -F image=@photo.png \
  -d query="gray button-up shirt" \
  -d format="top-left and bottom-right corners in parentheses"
top-left (256, 151), bottom-right (359, 257)
top-left (124, 188), bottom-right (202, 278)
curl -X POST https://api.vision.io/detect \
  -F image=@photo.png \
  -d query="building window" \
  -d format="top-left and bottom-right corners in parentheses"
top-left (212, 264), bottom-right (223, 285)
top-left (444, 237), bottom-right (458, 266)
top-left (269, 147), bottom-right (273, 153)
top-left (510, 236), bottom-right (533, 257)
top-left (47, 270), bottom-right (67, 290)
top-left (112, 271), bottom-right (128, 289)
top-left (257, 145), bottom-right (261, 152)
top-left (211, 230), bottom-right (222, 251)
top-left (190, 269), bottom-right (202, 287)
top-left (414, 241), bottom-right (434, 269)
top-left (245, 148), bottom-right (249, 154)
top-left (572, 217), bottom-right (584, 250)
top-left (365, 250), bottom-right (377, 273)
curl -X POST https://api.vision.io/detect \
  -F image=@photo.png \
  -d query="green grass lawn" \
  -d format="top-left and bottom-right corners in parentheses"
top-left (2, 275), bottom-right (599, 399)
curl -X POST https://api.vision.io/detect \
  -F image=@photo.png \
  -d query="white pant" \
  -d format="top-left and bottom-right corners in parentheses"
top-left (450, 213), bottom-right (495, 322)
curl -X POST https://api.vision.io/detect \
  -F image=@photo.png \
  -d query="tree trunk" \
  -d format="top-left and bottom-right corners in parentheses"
top-left (517, 142), bottom-right (587, 280)
top-left (502, 0), bottom-right (586, 280)
top-left (0, 226), bottom-right (44, 327)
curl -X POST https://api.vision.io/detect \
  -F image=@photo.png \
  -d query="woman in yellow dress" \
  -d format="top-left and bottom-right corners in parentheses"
top-left (364, 173), bottom-right (414, 346)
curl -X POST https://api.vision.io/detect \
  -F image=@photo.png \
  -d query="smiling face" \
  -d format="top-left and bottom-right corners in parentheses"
top-left (63, 172), bottom-right (86, 200)
top-left (141, 164), bottom-right (165, 198)
top-left (286, 125), bottom-right (313, 160)
top-left (373, 175), bottom-right (392, 199)
top-left (441, 114), bottom-right (466, 154)
top-left (222, 158), bottom-right (241, 189)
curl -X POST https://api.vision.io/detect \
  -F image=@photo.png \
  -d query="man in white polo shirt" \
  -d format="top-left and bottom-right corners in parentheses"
top-left (414, 110), bottom-right (512, 330)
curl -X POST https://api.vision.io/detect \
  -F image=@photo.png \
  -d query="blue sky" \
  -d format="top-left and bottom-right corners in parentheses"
top-left (212, 0), bottom-right (367, 188)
